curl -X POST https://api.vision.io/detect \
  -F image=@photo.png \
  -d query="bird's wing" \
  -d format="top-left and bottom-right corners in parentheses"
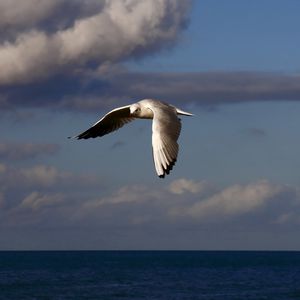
top-left (73, 105), bottom-right (135, 139)
top-left (151, 106), bottom-right (181, 178)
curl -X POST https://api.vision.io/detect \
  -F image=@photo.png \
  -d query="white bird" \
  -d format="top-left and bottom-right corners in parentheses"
top-left (70, 99), bottom-right (193, 178)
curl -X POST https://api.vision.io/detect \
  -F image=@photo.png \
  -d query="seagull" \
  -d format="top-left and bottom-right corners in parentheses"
top-left (70, 99), bottom-right (193, 178)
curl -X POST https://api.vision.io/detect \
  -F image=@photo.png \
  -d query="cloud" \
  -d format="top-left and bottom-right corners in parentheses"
top-left (0, 0), bottom-right (61, 28)
top-left (20, 191), bottom-right (65, 211)
top-left (0, 0), bottom-right (104, 31)
top-left (84, 184), bottom-right (161, 209)
top-left (1, 164), bottom-right (295, 227)
top-left (0, 160), bottom-right (297, 230)
top-left (1, 1), bottom-right (300, 114)
top-left (0, 142), bottom-right (60, 161)
top-left (109, 71), bottom-right (300, 106)
top-left (3, 70), bottom-right (300, 114)
top-left (0, 163), bottom-right (99, 190)
top-left (0, 161), bottom-right (104, 228)
top-left (78, 179), bottom-right (299, 227)
top-left (168, 178), bottom-right (211, 195)
top-left (0, 0), bottom-right (191, 85)
top-left (179, 180), bottom-right (285, 220)
top-left (1, 176), bottom-right (300, 249)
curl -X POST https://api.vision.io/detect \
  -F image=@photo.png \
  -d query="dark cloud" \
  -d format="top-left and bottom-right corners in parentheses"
top-left (0, 142), bottom-right (60, 161)
top-left (116, 71), bottom-right (300, 106)
top-left (2, 71), bottom-right (300, 114)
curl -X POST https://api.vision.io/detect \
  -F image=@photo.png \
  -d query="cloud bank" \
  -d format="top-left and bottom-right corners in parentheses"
top-left (0, 0), bottom-right (191, 85)
top-left (1, 163), bottom-right (300, 249)
top-left (1, 173), bottom-right (299, 230)
top-left (2, 70), bottom-right (300, 113)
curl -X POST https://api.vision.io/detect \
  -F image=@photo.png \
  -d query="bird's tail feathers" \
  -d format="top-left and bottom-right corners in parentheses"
top-left (176, 108), bottom-right (194, 116)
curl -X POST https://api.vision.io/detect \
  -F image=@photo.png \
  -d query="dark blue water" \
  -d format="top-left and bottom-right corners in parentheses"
top-left (0, 251), bottom-right (300, 300)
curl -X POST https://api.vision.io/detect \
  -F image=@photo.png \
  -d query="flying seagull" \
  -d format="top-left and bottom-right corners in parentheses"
top-left (70, 99), bottom-right (193, 178)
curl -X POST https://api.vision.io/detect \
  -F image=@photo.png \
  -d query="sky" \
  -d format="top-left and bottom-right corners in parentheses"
top-left (1, 0), bottom-right (300, 250)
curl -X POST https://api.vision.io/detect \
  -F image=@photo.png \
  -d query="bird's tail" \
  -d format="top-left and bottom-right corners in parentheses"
top-left (175, 108), bottom-right (194, 116)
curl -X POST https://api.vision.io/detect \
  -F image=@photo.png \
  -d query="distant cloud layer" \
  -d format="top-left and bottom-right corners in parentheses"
top-left (1, 173), bottom-right (300, 249)
top-left (0, 0), bottom-right (191, 85)
top-left (0, 142), bottom-right (59, 161)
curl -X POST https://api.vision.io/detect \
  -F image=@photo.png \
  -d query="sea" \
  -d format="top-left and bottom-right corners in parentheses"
top-left (0, 251), bottom-right (299, 300)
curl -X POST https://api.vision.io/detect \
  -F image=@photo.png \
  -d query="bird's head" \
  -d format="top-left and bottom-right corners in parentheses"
top-left (130, 104), bottom-right (141, 116)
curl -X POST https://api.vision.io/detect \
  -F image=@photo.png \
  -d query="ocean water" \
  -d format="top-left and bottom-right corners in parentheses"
top-left (0, 251), bottom-right (300, 300)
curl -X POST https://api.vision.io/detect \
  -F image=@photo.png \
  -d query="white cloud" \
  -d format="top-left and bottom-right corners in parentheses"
top-left (0, 163), bottom-right (99, 189)
top-left (18, 165), bottom-right (69, 187)
top-left (1, 166), bottom-right (297, 227)
top-left (0, 0), bottom-right (191, 84)
top-left (85, 184), bottom-right (160, 208)
top-left (21, 191), bottom-right (65, 211)
top-left (182, 180), bottom-right (284, 219)
top-left (0, 30), bottom-right (60, 84)
top-left (168, 178), bottom-right (210, 195)
top-left (80, 179), bottom-right (297, 226)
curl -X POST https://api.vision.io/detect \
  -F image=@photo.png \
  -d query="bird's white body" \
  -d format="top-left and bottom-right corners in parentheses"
top-left (130, 99), bottom-right (192, 119)
top-left (71, 99), bottom-right (193, 178)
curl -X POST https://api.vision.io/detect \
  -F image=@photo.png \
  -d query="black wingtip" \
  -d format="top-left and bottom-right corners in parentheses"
top-left (68, 135), bottom-right (78, 140)
top-left (157, 157), bottom-right (178, 178)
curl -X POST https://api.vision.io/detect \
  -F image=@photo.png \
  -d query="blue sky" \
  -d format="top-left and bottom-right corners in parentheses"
top-left (130, 0), bottom-right (300, 72)
top-left (1, 0), bottom-right (300, 250)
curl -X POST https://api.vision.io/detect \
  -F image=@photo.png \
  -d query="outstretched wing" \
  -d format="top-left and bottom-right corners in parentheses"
top-left (151, 106), bottom-right (181, 178)
top-left (72, 105), bottom-right (135, 139)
